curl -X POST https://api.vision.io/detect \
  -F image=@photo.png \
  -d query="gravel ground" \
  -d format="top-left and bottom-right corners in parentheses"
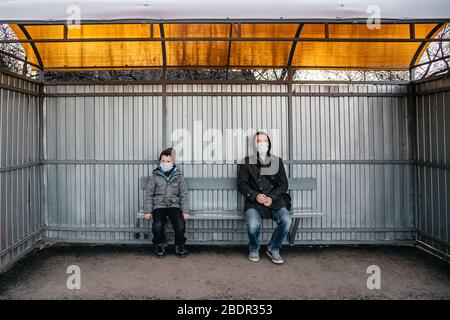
top-left (0, 245), bottom-right (449, 300)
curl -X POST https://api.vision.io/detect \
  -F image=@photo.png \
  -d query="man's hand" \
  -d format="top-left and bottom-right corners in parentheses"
top-left (182, 212), bottom-right (190, 221)
top-left (256, 193), bottom-right (268, 204)
top-left (263, 197), bottom-right (273, 207)
top-left (144, 213), bottom-right (152, 221)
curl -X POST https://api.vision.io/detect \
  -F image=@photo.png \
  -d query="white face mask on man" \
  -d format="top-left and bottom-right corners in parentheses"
top-left (160, 162), bottom-right (174, 172)
top-left (256, 141), bottom-right (269, 155)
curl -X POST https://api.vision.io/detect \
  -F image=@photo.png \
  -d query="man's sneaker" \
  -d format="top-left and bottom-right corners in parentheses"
top-left (266, 249), bottom-right (284, 264)
top-left (175, 245), bottom-right (187, 258)
top-left (248, 251), bottom-right (260, 262)
top-left (155, 245), bottom-right (165, 258)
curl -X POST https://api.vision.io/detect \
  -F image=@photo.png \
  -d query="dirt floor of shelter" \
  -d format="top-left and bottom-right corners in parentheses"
top-left (0, 245), bottom-right (449, 300)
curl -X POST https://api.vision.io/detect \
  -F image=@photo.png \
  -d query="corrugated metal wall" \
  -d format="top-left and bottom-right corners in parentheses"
top-left (291, 84), bottom-right (415, 243)
top-left (0, 71), bottom-right (43, 272)
top-left (415, 77), bottom-right (450, 257)
top-left (43, 84), bottom-right (164, 243)
top-left (42, 82), bottom-right (415, 245)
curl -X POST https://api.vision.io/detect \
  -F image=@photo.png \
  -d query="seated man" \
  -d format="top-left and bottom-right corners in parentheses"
top-left (237, 132), bottom-right (291, 264)
top-left (143, 148), bottom-right (189, 258)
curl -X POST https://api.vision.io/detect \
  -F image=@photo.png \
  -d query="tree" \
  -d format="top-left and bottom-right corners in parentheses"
top-left (414, 24), bottom-right (450, 79)
top-left (0, 24), bottom-right (32, 76)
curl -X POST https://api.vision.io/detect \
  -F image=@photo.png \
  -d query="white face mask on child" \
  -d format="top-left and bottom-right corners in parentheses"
top-left (160, 162), bottom-right (174, 172)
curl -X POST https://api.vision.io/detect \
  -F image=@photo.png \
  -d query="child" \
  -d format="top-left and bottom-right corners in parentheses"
top-left (143, 148), bottom-right (189, 257)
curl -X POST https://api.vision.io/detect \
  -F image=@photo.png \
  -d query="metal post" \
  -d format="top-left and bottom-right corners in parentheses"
top-left (408, 79), bottom-right (419, 243)
top-left (162, 67), bottom-right (168, 148)
top-left (409, 68), bottom-right (415, 82)
top-left (286, 67), bottom-right (298, 246)
top-left (38, 70), bottom-right (45, 81)
top-left (289, 219), bottom-right (300, 246)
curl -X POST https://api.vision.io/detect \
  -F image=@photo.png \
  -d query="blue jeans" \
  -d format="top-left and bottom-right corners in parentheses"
top-left (245, 207), bottom-right (292, 253)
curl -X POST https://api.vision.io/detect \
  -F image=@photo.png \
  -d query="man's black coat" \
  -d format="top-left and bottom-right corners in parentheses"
top-left (237, 155), bottom-right (288, 219)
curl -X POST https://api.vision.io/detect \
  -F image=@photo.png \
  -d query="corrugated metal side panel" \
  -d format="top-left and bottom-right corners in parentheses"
top-left (0, 72), bottom-right (43, 272)
top-left (44, 84), bottom-right (164, 241)
top-left (42, 83), bottom-right (414, 245)
top-left (291, 84), bottom-right (414, 242)
top-left (415, 78), bottom-right (450, 256)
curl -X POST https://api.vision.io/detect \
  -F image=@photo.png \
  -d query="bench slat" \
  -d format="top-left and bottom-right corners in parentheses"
top-left (186, 178), bottom-right (237, 190)
top-left (137, 210), bottom-right (323, 219)
top-left (189, 213), bottom-right (244, 220)
top-left (139, 176), bottom-right (317, 191)
top-left (288, 178), bottom-right (317, 190)
top-left (291, 211), bottom-right (323, 218)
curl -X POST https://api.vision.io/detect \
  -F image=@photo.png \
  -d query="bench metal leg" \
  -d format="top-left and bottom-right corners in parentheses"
top-left (135, 219), bottom-right (142, 240)
top-left (288, 218), bottom-right (300, 246)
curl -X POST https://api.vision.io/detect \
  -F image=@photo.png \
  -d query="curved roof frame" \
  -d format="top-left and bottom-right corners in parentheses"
top-left (409, 23), bottom-right (445, 69)
top-left (16, 25), bottom-right (44, 69)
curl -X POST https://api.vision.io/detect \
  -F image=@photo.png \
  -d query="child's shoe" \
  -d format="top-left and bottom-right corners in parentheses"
top-left (155, 244), bottom-right (165, 258)
top-left (175, 245), bottom-right (187, 258)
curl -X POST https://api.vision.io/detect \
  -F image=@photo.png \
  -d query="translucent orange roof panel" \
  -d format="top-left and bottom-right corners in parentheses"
top-left (236, 24), bottom-right (299, 38)
top-left (300, 24), bottom-right (325, 38)
top-left (67, 24), bottom-right (159, 39)
top-left (228, 24), bottom-right (297, 67)
top-left (229, 41), bottom-right (292, 67)
top-left (25, 25), bottom-right (65, 39)
top-left (164, 24), bottom-right (230, 66)
top-left (10, 24), bottom-right (163, 70)
top-left (292, 23), bottom-right (443, 69)
top-left (328, 24), bottom-right (411, 38)
top-left (292, 42), bottom-right (420, 69)
top-left (166, 41), bottom-right (229, 66)
top-left (35, 42), bottom-right (163, 70)
top-left (8, 23), bottom-right (446, 71)
top-left (164, 24), bottom-right (229, 37)
top-left (415, 24), bottom-right (442, 38)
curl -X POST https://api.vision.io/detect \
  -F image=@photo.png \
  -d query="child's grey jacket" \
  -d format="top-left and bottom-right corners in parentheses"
top-left (143, 165), bottom-right (189, 213)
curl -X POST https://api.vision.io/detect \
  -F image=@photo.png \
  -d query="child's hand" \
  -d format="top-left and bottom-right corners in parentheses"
top-left (182, 213), bottom-right (190, 221)
top-left (144, 213), bottom-right (152, 221)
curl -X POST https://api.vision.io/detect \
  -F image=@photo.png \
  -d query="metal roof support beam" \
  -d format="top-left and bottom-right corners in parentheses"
top-left (42, 64), bottom-right (412, 71)
top-left (41, 79), bottom-right (408, 86)
top-left (9, 19), bottom-right (450, 25)
top-left (412, 54), bottom-right (450, 69)
top-left (17, 24), bottom-right (44, 70)
top-left (63, 24), bottom-right (68, 39)
top-left (225, 23), bottom-right (233, 79)
top-left (159, 23), bottom-right (167, 76)
top-left (324, 23), bottom-right (329, 39)
top-left (150, 24), bottom-right (154, 38)
top-left (409, 23), bottom-right (415, 39)
top-left (409, 22), bottom-right (445, 81)
top-left (0, 49), bottom-right (41, 70)
top-left (2, 37), bottom-right (450, 44)
top-left (282, 23), bottom-right (304, 80)
top-left (21, 55), bottom-right (28, 75)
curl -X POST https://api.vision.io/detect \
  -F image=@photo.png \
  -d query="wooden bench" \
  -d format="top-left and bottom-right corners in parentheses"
top-left (136, 177), bottom-right (323, 245)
